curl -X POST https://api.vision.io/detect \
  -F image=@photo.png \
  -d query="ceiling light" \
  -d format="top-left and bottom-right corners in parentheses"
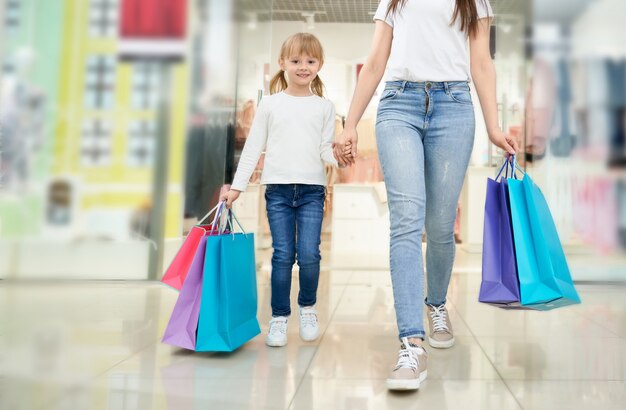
top-left (302, 12), bottom-right (315, 29)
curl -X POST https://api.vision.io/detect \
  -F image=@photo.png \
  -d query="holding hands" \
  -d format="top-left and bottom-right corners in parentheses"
top-left (333, 127), bottom-right (359, 167)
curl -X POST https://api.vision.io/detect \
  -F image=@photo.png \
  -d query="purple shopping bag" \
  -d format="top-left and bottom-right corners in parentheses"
top-left (479, 160), bottom-right (520, 305)
top-left (162, 236), bottom-right (208, 350)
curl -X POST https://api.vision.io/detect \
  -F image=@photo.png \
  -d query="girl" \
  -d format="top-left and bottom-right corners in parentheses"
top-left (333, 0), bottom-right (519, 390)
top-left (221, 33), bottom-right (350, 347)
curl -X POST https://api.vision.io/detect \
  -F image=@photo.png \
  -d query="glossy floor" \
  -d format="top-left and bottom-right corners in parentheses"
top-left (1, 251), bottom-right (625, 409)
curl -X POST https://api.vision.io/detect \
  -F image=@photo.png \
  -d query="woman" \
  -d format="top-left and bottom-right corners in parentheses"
top-left (334, 0), bottom-right (519, 391)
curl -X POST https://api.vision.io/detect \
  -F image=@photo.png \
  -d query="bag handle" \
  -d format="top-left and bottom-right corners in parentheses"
top-left (495, 155), bottom-right (525, 181)
top-left (196, 202), bottom-right (223, 226)
top-left (495, 159), bottom-right (509, 181)
top-left (210, 202), bottom-right (227, 232)
top-left (219, 207), bottom-right (247, 236)
top-left (512, 155), bottom-right (525, 177)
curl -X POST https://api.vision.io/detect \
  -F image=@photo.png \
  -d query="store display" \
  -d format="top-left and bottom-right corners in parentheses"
top-left (184, 118), bottom-right (234, 220)
top-left (550, 60), bottom-right (577, 157)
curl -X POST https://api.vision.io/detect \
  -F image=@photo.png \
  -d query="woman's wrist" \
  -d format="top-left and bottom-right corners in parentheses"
top-left (487, 126), bottom-right (502, 138)
top-left (343, 117), bottom-right (358, 131)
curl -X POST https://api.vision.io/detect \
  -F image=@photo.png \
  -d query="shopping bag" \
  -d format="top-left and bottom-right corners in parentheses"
top-left (161, 203), bottom-right (224, 290)
top-left (196, 209), bottom-right (260, 352)
top-left (508, 159), bottom-right (581, 310)
top-left (479, 160), bottom-right (521, 305)
top-left (162, 235), bottom-right (208, 350)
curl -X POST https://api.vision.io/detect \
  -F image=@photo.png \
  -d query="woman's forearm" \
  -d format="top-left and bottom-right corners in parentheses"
top-left (344, 63), bottom-right (386, 130)
top-left (471, 59), bottom-right (500, 135)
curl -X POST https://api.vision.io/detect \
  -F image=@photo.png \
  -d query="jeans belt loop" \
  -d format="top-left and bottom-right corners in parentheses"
top-left (444, 81), bottom-right (450, 94)
top-left (400, 80), bottom-right (407, 93)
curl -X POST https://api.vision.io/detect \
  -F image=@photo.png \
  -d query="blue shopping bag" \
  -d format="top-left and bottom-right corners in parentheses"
top-left (507, 158), bottom-right (581, 310)
top-left (479, 160), bottom-right (521, 305)
top-left (196, 207), bottom-right (261, 352)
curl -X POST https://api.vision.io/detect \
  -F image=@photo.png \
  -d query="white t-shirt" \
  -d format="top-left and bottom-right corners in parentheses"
top-left (231, 92), bottom-right (337, 192)
top-left (374, 0), bottom-right (493, 82)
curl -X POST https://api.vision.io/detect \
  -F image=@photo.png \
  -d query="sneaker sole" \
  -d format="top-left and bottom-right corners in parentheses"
top-left (300, 330), bottom-right (320, 342)
top-left (428, 336), bottom-right (455, 349)
top-left (266, 339), bottom-right (288, 347)
top-left (386, 370), bottom-right (428, 391)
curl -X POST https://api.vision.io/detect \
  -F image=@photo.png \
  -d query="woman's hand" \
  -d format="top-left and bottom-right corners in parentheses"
top-left (488, 128), bottom-right (519, 156)
top-left (332, 141), bottom-right (353, 167)
top-left (334, 127), bottom-right (359, 166)
top-left (219, 187), bottom-right (241, 209)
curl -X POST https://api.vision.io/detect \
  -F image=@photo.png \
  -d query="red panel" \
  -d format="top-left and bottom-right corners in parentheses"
top-left (120, 0), bottom-right (187, 38)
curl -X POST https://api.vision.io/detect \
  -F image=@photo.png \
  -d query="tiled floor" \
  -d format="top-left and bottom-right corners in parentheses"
top-left (1, 250), bottom-right (625, 409)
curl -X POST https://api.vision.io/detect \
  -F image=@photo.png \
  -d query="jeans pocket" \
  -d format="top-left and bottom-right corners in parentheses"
top-left (447, 89), bottom-right (473, 105)
top-left (380, 88), bottom-right (400, 102)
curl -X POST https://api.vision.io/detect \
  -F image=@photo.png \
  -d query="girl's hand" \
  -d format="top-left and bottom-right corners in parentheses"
top-left (219, 188), bottom-right (241, 209)
top-left (333, 142), bottom-right (353, 168)
top-left (488, 128), bottom-right (519, 156)
top-left (334, 128), bottom-right (358, 166)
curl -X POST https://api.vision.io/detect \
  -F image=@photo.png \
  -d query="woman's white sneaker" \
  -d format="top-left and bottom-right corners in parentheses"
top-left (266, 316), bottom-right (288, 347)
top-left (299, 306), bottom-right (320, 342)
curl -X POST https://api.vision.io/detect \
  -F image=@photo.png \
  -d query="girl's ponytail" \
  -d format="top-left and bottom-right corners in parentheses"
top-left (311, 75), bottom-right (324, 98)
top-left (269, 70), bottom-right (289, 95)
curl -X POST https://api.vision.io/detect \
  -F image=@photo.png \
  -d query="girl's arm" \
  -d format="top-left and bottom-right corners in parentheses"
top-left (470, 17), bottom-right (519, 155)
top-left (228, 100), bottom-right (269, 193)
top-left (320, 102), bottom-right (339, 166)
top-left (334, 21), bottom-right (393, 166)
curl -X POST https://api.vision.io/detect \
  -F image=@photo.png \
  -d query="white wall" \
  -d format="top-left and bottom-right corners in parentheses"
top-left (238, 22), bottom-right (378, 117)
top-left (572, 0), bottom-right (626, 58)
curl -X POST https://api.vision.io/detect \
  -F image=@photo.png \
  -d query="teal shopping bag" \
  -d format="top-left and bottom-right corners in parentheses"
top-left (196, 209), bottom-right (261, 352)
top-left (507, 160), bottom-right (580, 310)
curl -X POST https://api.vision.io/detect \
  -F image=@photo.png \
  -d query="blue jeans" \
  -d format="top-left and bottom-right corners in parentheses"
top-left (265, 184), bottom-right (326, 317)
top-left (376, 81), bottom-right (476, 339)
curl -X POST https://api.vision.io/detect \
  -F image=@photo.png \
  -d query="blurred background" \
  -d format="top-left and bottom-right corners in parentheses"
top-left (0, 0), bottom-right (624, 282)
top-left (1, 1), bottom-right (626, 409)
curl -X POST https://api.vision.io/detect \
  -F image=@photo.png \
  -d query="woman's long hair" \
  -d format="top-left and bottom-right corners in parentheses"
top-left (269, 33), bottom-right (326, 97)
top-left (386, 0), bottom-right (490, 38)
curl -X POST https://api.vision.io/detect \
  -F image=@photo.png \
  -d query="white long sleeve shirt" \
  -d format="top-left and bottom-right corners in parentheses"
top-left (231, 92), bottom-right (338, 192)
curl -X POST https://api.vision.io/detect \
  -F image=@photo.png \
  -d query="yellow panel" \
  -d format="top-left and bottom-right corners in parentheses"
top-left (168, 64), bottom-right (189, 183)
top-left (165, 192), bottom-right (182, 238)
top-left (81, 192), bottom-right (150, 209)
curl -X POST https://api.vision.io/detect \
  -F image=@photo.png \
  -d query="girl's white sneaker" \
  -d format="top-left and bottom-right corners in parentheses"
top-left (299, 306), bottom-right (320, 342)
top-left (266, 316), bottom-right (288, 347)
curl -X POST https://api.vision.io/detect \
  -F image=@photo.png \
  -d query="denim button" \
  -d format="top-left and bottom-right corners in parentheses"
top-left (425, 82), bottom-right (432, 90)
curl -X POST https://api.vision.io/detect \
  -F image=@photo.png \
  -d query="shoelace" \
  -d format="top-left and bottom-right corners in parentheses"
top-left (394, 348), bottom-right (419, 371)
top-left (269, 319), bottom-right (287, 335)
top-left (430, 305), bottom-right (450, 333)
top-left (300, 309), bottom-right (318, 328)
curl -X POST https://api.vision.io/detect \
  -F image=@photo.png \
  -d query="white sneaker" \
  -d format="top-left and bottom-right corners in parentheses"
top-left (266, 316), bottom-right (288, 347)
top-left (299, 306), bottom-right (320, 342)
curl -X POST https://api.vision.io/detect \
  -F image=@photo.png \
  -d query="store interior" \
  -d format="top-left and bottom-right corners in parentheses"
top-left (2, 1), bottom-right (626, 409)
top-left (1, 0), bottom-right (625, 282)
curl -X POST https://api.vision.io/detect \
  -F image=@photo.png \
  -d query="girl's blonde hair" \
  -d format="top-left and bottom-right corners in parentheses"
top-left (269, 33), bottom-right (325, 97)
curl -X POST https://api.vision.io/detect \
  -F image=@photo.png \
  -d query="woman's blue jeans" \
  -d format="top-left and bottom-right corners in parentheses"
top-left (376, 80), bottom-right (476, 339)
